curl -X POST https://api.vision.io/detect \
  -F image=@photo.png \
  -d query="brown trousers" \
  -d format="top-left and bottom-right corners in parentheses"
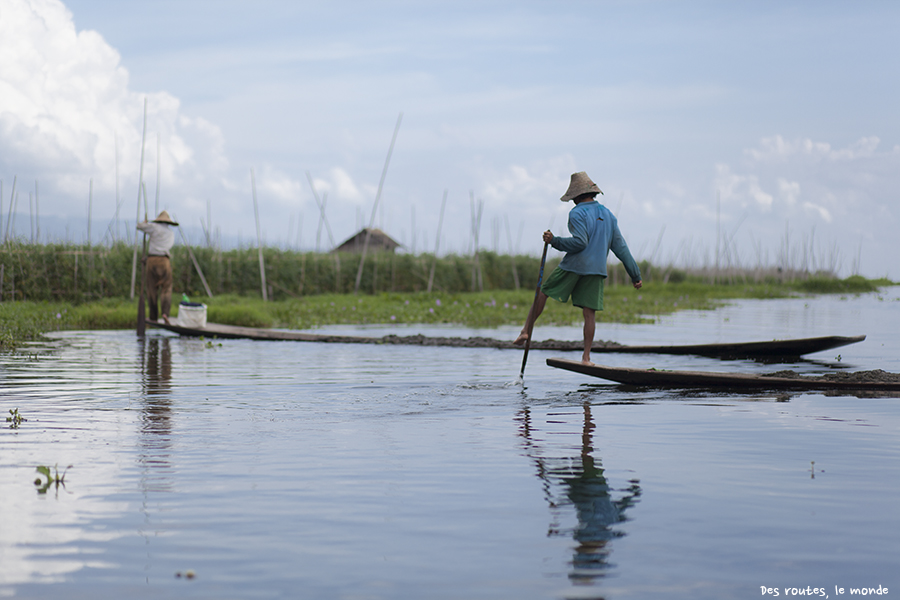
top-left (145, 256), bottom-right (173, 321)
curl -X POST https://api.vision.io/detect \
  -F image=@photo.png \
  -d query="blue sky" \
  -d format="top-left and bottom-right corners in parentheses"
top-left (2, 0), bottom-right (898, 278)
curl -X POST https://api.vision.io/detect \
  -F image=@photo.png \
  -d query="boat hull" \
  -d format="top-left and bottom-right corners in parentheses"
top-left (148, 320), bottom-right (865, 358)
top-left (546, 358), bottom-right (900, 391)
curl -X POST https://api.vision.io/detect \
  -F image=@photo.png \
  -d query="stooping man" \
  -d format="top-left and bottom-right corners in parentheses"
top-left (136, 210), bottom-right (178, 325)
top-left (514, 172), bottom-right (643, 365)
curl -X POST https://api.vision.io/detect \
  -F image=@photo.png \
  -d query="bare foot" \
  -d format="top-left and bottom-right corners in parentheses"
top-left (581, 358), bottom-right (595, 366)
top-left (162, 315), bottom-right (171, 325)
top-left (513, 332), bottom-right (529, 346)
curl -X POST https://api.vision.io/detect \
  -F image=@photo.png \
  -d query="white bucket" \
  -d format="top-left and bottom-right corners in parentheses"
top-left (178, 302), bottom-right (207, 328)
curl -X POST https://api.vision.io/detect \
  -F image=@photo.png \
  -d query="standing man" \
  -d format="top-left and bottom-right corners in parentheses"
top-left (137, 210), bottom-right (178, 325)
top-left (514, 172), bottom-right (642, 365)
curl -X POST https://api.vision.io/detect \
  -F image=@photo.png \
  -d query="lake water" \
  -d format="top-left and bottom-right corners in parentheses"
top-left (2, 289), bottom-right (899, 600)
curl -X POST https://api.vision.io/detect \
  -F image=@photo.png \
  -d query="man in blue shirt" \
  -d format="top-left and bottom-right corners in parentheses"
top-left (514, 172), bottom-right (642, 365)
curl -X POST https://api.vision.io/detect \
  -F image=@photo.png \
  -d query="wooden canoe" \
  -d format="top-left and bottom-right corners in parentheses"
top-left (546, 358), bottom-right (900, 391)
top-left (148, 320), bottom-right (864, 358)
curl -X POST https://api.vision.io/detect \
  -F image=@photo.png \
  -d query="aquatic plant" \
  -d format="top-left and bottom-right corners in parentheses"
top-left (34, 464), bottom-right (72, 495)
top-left (6, 408), bottom-right (26, 429)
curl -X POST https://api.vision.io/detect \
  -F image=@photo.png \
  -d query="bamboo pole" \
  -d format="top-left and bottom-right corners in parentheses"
top-left (504, 215), bottom-right (520, 290)
top-left (251, 168), bottom-right (268, 301)
top-left (115, 133), bottom-right (121, 242)
top-left (427, 189), bottom-right (447, 293)
top-left (34, 181), bottom-right (40, 243)
top-left (130, 97), bottom-right (149, 299)
top-left (470, 191), bottom-right (484, 292)
top-left (137, 182), bottom-right (149, 336)
top-left (305, 171), bottom-right (335, 250)
top-left (354, 112), bottom-right (402, 294)
top-left (87, 179), bottom-right (94, 294)
top-left (155, 133), bottom-right (161, 215)
top-left (87, 179), bottom-right (93, 246)
top-left (4, 175), bottom-right (16, 243)
top-left (179, 226), bottom-right (213, 298)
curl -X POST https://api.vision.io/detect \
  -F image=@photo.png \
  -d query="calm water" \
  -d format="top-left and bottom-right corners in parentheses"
top-left (1, 289), bottom-right (899, 600)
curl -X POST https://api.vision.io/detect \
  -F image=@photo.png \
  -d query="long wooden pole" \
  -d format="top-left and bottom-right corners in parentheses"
top-left (305, 171), bottom-right (336, 249)
top-left (114, 133), bottom-right (120, 242)
top-left (155, 133), bottom-right (161, 215)
top-left (251, 168), bottom-right (268, 301)
top-left (34, 181), bottom-right (40, 243)
top-left (354, 112), bottom-right (402, 294)
top-left (87, 179), bottom-right (93, 246)
top-left (130, 97), bottom-right (149, 299)
top-left (137, 182), bottom-right (149, 336)
top-left (426, 190), bottom-right (448, 293)
top-left (505, 215), bottom-right (520, 290)
top-left (179, 226), bottom-right (213, 298)
top-left (4, 175), bottom-right (16, 243)
top-left (518, 242), bottom-right (549, 380)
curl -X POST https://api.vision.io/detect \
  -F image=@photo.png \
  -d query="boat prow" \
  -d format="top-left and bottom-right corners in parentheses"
top-left (546, 358), bottom-right (900, 392)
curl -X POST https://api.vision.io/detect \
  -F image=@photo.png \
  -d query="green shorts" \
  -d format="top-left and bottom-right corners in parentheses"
top-left (541, 267), bottom-right (605, 311)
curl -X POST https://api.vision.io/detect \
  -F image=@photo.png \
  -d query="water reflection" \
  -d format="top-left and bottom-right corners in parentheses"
top-left (139, 336), bottom-right (174, 493)
top-left (517, 402), bottom-right (640, 592)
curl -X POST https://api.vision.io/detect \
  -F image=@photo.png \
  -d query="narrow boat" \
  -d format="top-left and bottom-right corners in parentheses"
top-left (546, 358), bottom-right (900, 391)
top-left (148, 320), bottom-right (865, 358)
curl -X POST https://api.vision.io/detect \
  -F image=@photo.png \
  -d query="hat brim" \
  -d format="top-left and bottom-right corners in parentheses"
top-left (560, 188), bottom-right (603, 202)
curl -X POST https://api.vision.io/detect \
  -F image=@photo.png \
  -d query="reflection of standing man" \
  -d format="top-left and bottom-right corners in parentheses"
top-left (517, 402), bottom-right (641, 585)
top-left (137, 211), bottom-right (178, 325)
top-left (562, 403), bottom-right (640, 584)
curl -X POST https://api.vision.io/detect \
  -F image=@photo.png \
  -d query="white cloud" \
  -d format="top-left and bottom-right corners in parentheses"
top-left (802, 201), bottom-right (832, 223)
top-left (479, 156), bottom-right (575, 208)
top-left (777, 178), bottom-right (800, 206)
top-left (746, 134), bottom-right (881, 163)
top-left (0, 0), bottom-right (229, 230)
top-left (714, 164), bottom-right (773, 211)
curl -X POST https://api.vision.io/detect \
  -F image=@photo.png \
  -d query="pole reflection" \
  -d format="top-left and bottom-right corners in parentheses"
top-left (517, 402), bottom-right (641, 591)
top-left (139, 336), bottom-right (174, 493)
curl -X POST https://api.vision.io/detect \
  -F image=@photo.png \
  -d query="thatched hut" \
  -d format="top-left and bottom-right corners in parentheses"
top-left (333, 228), bottom-right (401, 253)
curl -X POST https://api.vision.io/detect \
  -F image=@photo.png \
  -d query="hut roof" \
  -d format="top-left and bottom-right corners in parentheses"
top-left (333, 228), bottom-right (402, 253)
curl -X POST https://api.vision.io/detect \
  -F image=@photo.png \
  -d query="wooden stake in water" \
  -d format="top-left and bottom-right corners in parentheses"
top-left (518, 241), bottom-right (549, 382)
top-left (87, 179), bottom-right (93, 247)
top-left (354, 112), bottom-right (402, 294)
top-left (179, 226), bottom-right (213, 298)
top-left (4, 175), bottom-right (16, 243)
top-left (505, 215), bottom-right (520, 290)
top-left (251, 168), bottom-right (268, 301)
top-left (137, 183), bottom-right (149, 336)
top-left (114, 133), bottom-right (121, 242)
top-left (130, 97), bottom-right (149, 299)
top-left (155, 133), bottom-right (161, 215)
top-left (305, 171), bottom-right (335, 250)
top-left (427, 190), bottom-right (448, 293)
top-left (34, 181), bottom-right (40, 243)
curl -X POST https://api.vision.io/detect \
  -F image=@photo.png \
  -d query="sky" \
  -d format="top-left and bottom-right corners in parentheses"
top-left (1, 0), bottom-right (898, 278)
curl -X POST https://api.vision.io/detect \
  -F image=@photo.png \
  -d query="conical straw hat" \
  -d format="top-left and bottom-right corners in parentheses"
top-left (560, 172), bottom-right (603, 202)
top-left (152, 210), bottom-right (179, 226)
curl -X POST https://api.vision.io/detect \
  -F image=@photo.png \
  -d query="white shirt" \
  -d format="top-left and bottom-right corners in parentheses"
top-left (136, 221), bottom-right (175, 257)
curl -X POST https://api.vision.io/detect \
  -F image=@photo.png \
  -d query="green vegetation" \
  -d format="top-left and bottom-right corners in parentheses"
top-left (34, 464), bottom-right (71, 495)
top-left (6, 408), bottom-right (26, 429)
top-left (1, 276), bottom-right (892, 351)
top-left (0, 240), bottom-right (892, 351)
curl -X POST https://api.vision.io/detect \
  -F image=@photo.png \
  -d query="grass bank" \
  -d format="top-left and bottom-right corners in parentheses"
top-left (1, 275), bottom-right (891, 351)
